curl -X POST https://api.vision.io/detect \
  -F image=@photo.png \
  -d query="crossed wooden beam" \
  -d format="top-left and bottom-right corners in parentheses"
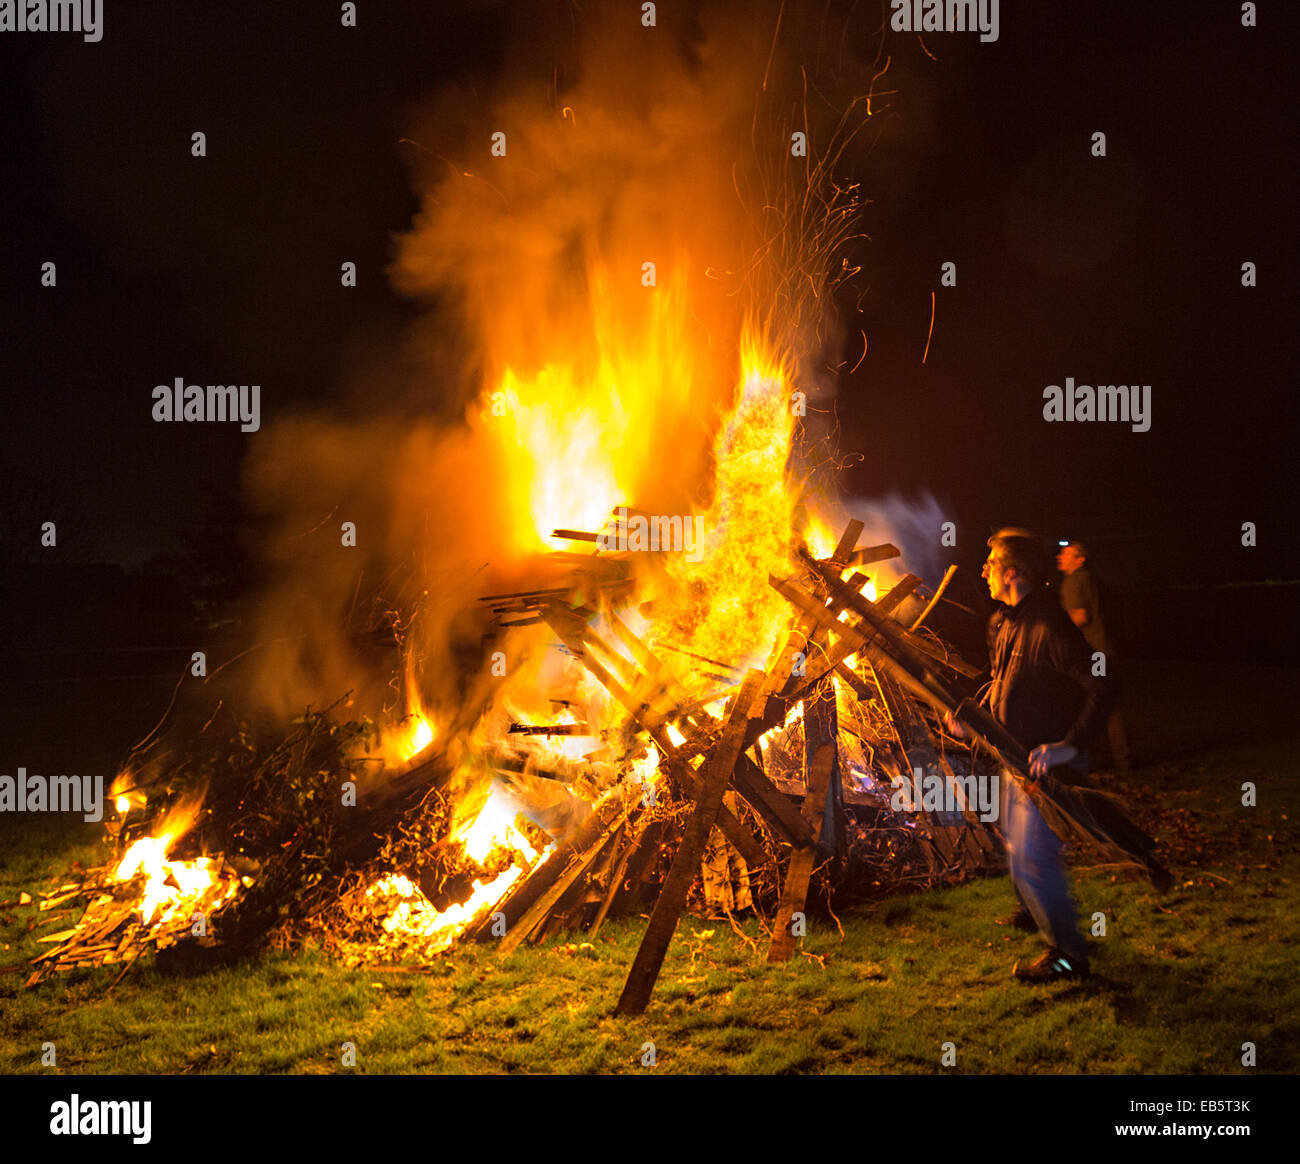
top-left (478, 518), bottom-right (983, 1015)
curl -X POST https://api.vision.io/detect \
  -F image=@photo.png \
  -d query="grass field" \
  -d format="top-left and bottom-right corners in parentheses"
top-left (2, 661), bottom-right (1296, 1074)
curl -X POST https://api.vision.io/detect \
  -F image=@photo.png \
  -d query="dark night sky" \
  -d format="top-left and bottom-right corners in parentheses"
top-left (840, 0), bottom-right (1299, 587)
top-left (2, 0), bottom-right (1297, 590)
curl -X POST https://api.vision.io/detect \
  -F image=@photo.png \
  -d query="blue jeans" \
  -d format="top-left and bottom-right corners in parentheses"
top-left (1001, 769), bottom-right (1088, 961)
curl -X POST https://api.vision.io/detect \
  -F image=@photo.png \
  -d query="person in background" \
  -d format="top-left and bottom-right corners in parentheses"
top-left (1057, 540), bottom-right (1130, 777)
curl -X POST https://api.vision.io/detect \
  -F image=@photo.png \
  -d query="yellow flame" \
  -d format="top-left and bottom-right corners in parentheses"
top-left (405, 714), bottom-right (435, 758)
top-left (368, 784), bottom-right (550, 950)
top-left (494, 366), bottom-right (627, 551)
top-left (380, 671), bottom-right (438, 767)
top-left (806, 517), bottom-right (839, 560)
top-left (456, 784), bottom-right (539, 865)
top-left (649, 336), bottom-right (799, 671)
top-left (114, 833), bottom-right (235, 927)
top-left (366, 870), bottom-right (526, 954)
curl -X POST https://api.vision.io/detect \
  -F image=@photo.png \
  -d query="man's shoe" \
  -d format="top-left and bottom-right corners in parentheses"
top-left (996, 906), bottom-right (1037, 932)
top-left (1012, 948), bottom-right (1090, 983)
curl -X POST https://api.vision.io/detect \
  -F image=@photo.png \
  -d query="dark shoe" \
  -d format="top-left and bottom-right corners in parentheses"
top-left (1013, 948), bottom-right (1090, 983)
top-left (996, 906), bottom-right (1037, 932)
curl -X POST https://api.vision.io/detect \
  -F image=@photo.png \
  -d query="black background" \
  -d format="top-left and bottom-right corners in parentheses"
top-left (2, 0), bottom-right (1296, 643)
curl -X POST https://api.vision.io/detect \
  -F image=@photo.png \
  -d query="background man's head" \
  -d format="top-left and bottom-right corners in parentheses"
top-left (1056, 541), bottom-right (1087, 574)
top-left (984, 528), bottom-right (1052, 604)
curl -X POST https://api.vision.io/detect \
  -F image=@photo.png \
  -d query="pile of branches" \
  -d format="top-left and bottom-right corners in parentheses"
top-left (16, 702), bottom-right (435, 982)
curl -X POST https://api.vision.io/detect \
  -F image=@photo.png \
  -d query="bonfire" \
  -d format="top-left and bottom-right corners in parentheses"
top-left (18, 26), bottom-right (1169, 1013)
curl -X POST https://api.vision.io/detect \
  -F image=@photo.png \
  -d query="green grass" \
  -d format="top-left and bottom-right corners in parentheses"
top-left (2, 665), bottom-right (1297, 1074)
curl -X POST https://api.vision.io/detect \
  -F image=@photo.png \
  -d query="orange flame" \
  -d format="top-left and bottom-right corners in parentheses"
top-left (113, 835), bottom-right (237, 928)
top-left (366, 783), bottom-right (550, 951)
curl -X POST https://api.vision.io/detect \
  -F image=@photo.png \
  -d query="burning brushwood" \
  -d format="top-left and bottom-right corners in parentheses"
top-left (21, 513), bottom-right (1023, 1002)
top-left (22, 839), bottom-right (248, 986)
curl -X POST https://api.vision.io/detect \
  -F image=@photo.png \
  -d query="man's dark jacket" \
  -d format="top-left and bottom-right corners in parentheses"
top-left (982, 587), bottom-right (1111, 755)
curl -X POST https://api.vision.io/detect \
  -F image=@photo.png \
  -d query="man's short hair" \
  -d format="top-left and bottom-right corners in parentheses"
top-left (1066, 540), bottom-right (1089, 559)
top-left (987, 528), bottom-right (1052, 587)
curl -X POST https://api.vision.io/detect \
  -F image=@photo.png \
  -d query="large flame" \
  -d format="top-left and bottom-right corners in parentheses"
top-left (494, 366), bottom-right (627, 552)
top-left (482, 267), bottom-right (709, 556)
top-left (367, 327), bottom-right (814, 945)
top-left (640, 334), bottom-right (801, 672)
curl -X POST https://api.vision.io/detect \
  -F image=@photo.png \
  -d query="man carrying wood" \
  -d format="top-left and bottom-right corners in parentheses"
top-left (946, 528), bottom-right (1111, 983)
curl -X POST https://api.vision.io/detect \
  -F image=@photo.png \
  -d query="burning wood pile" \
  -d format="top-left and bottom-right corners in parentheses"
top-left (442, 513), bottom-right (1166, 1014)
top-left (12, 45), bottom-right (1169, 1000)
top-left (17, 791), bottom-right (248, 986)
top-left (24, 852), bottom-right (242, 987)
top-left (18, 506), bottom-right (1167, 1015)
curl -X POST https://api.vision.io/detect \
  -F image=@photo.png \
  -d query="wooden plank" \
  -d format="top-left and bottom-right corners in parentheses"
top-left (588, 824), bottom-right (640, 937)
top-left (833, 661), bottom-right (873, 700)
top-left (906, 632), bottom-right (983, 679)
top-left (768, 574), bottom-right (853, 643)
top-left (731, 754), bottom-right (816, 848)
top-left (767, 694), bottom-right (835, 962)
top-left (872, 664), bottom-right (965, 829)
top-left (848, 543), bottom-right (901, 567)
top-left (614, 670), bottom-right (767, 1017)
top-left (831, 519), bottom-right (865, 563)
top-left (794, 546), bottom-right (851, 865)
top-left (872, 665), bottom-right (923, 749)
top-left (674, 767), bottom-right (767, 871)
top-left (539, 604), bottom-right (767, 869)
top-left (479, 585), bottom-right (574, 604)
top-left (605, 609), bottom-right (674, 686)
top-left (875, 573), bottom-right (921, 615)
top-left (500, 825), bottom-right (624, 954)
top-left (808, 676), bottom-right (847, 863)
top-left (759, 616), bottom-right (818, 701)
top-left (579, 623), bottom-right (646, 693)
top-left (769, 848), bottom-right (817, 955)
top-left (617, 819), bottom-right (668, 914)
